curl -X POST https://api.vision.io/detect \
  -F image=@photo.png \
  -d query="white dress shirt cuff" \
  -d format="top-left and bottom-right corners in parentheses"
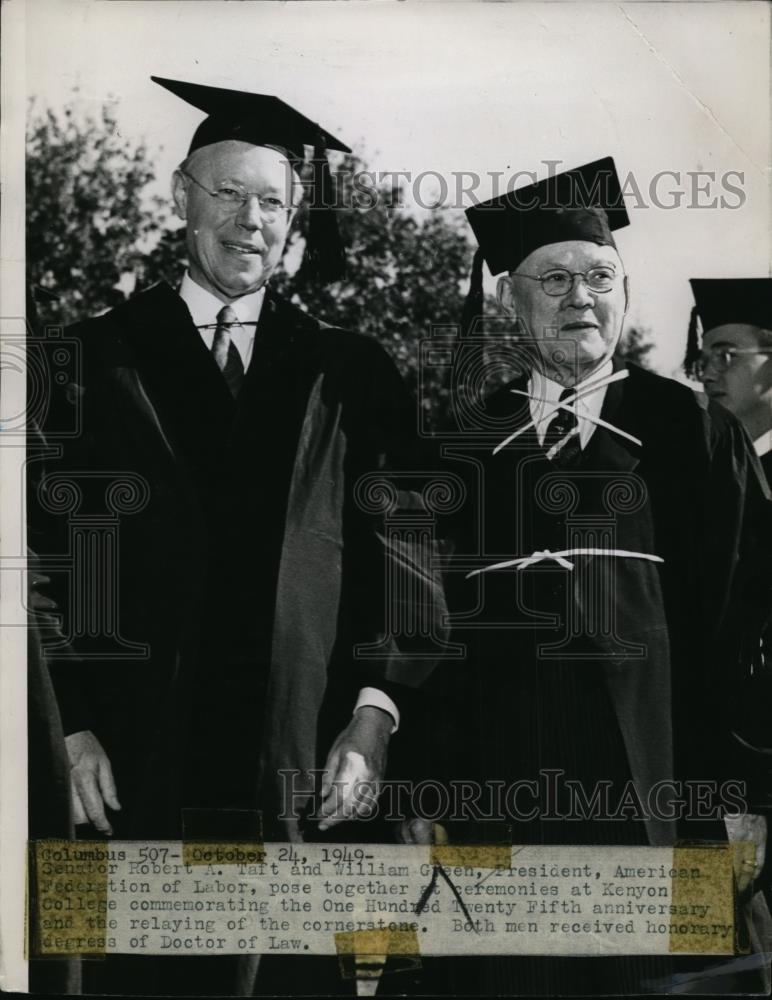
top-left (354, 687), bottom-right (400, 733)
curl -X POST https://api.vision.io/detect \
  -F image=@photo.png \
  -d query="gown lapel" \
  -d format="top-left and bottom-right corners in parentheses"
top-left (580, 358), bottom-right (641, 473)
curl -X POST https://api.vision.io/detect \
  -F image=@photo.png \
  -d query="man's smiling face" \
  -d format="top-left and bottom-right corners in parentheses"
top-left (172, 140), bottom-right (297, 302)
top-left (500, 240), bottom-right (628, 381)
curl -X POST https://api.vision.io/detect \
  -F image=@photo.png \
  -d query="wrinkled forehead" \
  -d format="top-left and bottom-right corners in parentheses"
top-left (517, 240), bottom-right (623, 275)
top-left (703, 323), bottom-right (769, 350)
top-left (187, 140), bottom-right (302, 187)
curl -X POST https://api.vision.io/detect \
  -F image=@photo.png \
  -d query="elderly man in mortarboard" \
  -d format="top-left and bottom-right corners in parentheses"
top-left (30, 77), bottom-right (440, 993)
top-left (425, 159), bottom-right (772, 995)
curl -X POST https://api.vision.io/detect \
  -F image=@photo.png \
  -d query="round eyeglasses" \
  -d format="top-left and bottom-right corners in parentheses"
top-left (695, 347), bottom-right (772, 378)
top-left (512, 266), bottom-right (618, 297)
top-left (180, 169), bottom-right (291, 222)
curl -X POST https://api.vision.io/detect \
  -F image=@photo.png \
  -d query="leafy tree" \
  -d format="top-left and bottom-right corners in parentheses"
top-left (273, 156), bottom-right (477, 427)
top-left (138, 223), bottom-right (187, 293)
top-left (26, 98), bottom-right (168, 325)
top-left (617, 321), bottom-right (656, 370)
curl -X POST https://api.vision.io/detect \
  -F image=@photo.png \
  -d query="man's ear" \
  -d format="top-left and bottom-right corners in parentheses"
top-left (622, 274), bottom-right (631, 316)
top-left (497, 274), bottom-right (518, 319)
top-left (285, 170), bottom-right (304, 232)
top-left (171, 170), bottom-right (188, 221)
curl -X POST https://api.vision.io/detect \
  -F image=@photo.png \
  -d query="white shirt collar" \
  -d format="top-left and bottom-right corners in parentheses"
top-left (529, 359), bottom-right (614, 449)
top-left (754, 430), bottom-right (772, 458)
top-left (178, 271), bottom-right (265, 370)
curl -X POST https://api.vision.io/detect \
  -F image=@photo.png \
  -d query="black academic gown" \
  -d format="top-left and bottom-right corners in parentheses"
top-left (31, 281), bottom-right (430, 846)
top-left (731, 445), bottom-right (772, 882)
top-left (759, 451), bottom-right (772, 488)
top-left (27, 559), bottom-right (82, 996)
top-left (29, 281), bottom-right (443, 996)
top-left (26, 291), bottom-right (81, 994)
top-left (429, 359), bottom-right (772, 995)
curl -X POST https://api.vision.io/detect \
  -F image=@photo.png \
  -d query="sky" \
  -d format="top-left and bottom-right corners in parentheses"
top-left (20, 0), bottom-right (772, 374)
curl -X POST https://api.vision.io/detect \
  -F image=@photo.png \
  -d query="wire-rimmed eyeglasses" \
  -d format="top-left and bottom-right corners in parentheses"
top-left (695, 347), bottom-right (772, 378)
top-left (511, 266), bottom-right (619, 297)
top-left (180, 169), bottom-right (292, 222)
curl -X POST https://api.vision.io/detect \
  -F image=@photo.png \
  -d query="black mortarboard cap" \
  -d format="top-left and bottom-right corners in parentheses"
top-left (152, 76), bottom-right (350, 159)
top-left (466, 156), bottom-right (630, 276)
top-left (685, 278), bottom-right (772, 376)
top-left (689, 279), bottom-right (772, 334)
top-left (152, 76), bottom-right (351, 281)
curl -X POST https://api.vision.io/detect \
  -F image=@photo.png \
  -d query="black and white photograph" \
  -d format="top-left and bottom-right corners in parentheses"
top-left (2, 0), bottom-right (771, 996)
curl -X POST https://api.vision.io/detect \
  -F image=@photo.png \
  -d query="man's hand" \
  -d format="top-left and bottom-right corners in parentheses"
top-left (65, 730), bottom-right (121, 835)
top-left (317, 707), bottom-right (392, 831)
top-left (726, 813), bottom-right (767, 896)
top-left (28, 571), bottom-right (57, 615)
top-left (396, 819), bottom-right (448, 845)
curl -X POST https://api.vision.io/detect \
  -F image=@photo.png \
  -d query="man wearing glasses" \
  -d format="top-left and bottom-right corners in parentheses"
top-left (428, 159), bottom-right (772, 994)
top-left (688, 278), bottom-right (772, 484)
top-left (686, 279), bottom-right (772, 940)
top-left (32, 79), bottom-right (434, 994)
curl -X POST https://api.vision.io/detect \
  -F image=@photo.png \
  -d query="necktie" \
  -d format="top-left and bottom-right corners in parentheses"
top-left (211, 304), bottom-right (245, 397)
top-left (543, 388), bottom-right (581, 464)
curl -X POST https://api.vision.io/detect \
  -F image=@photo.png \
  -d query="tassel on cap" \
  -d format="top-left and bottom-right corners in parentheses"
top-left (461, 248), bottom-right (485, 337)
top-left (684, 305), bottom-right (701, 378)
top-left (304, 136), bottom-right (346, 284)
